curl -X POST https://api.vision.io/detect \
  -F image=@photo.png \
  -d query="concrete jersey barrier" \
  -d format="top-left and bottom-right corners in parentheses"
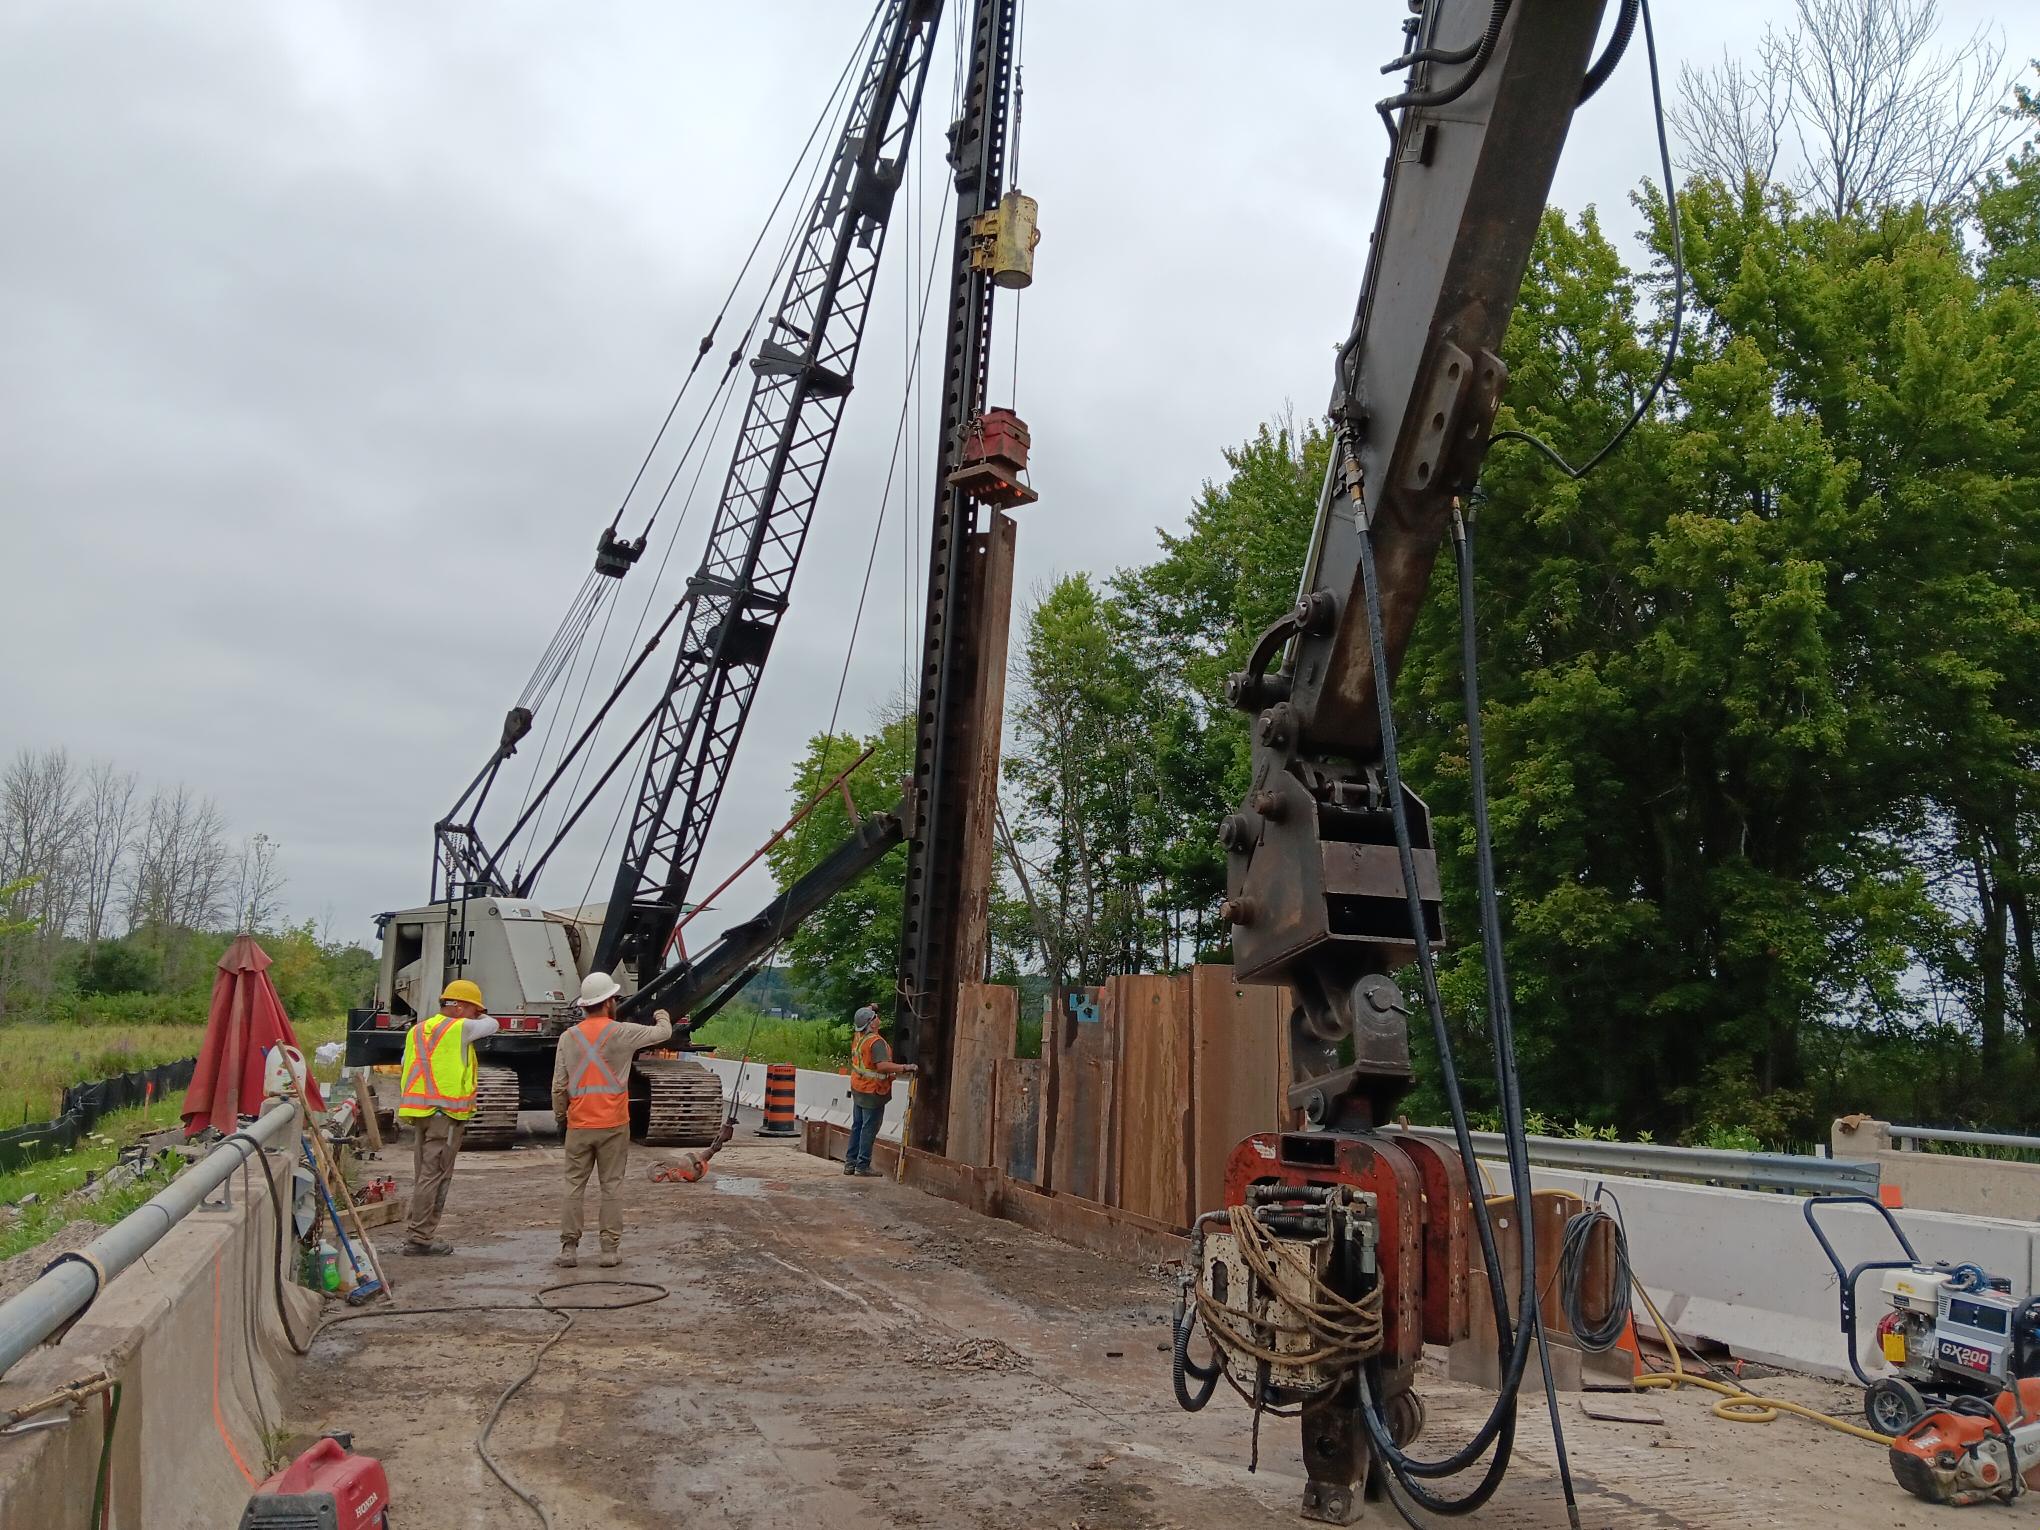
top-left (698, 1057), bottom-right (909, 1141)
top-left (1477, 1158), bottom-right (2040, 1379)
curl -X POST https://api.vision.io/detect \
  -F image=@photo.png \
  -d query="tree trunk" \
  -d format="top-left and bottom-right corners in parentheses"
top-left (1974, 850), bottom-right (2008, 1073)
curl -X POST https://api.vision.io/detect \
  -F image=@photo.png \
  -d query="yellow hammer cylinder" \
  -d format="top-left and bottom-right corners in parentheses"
top-left (973, 190), bottom-right (1040, 289)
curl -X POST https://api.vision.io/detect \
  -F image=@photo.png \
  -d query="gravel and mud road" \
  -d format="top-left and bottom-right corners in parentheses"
top-left (284, 1119), bottom-right (1949, 1529)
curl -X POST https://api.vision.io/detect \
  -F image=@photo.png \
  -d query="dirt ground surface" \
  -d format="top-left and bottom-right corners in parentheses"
top-left (284, 1118), bottom-right (1960, 1530)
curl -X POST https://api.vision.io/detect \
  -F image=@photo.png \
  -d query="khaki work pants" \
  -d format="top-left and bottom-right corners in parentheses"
top-left (405, 1112), bottom-right (466, 1244)
top-left (561, 1125), bottom-right (630, 1252)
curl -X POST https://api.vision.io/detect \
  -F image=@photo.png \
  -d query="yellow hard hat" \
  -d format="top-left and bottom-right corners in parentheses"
top-left (440, 978), bottom-right (484, 1008)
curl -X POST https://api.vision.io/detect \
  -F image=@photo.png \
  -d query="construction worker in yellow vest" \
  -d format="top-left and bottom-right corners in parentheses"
top-left (551, 970), bottom-right (671, 1268)
top-left (845, 1003), bottom-right (916, 1177)
top-left (397, 978), bottom-right (499, 1255)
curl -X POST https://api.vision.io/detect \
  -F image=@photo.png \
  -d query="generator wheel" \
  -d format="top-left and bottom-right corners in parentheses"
top-left (1865, 1376), bottom-right (1928, 1436)
top-left (461, 1065), bottom-right (521, 1150)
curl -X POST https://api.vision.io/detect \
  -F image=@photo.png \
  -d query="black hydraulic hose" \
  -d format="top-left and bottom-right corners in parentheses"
top-left (1578, 0), bottom-right (1639, 103)
top-left (1561, 1204), bottom-right (1634, 1353)
top-left (1349, 512), bottom-right (1541, 1503)
top-left (1488, 0), bottom-right (1680, 481)
top-left (1455, 511), bottom-right (1582, 1526)
top-left (1379, 0), bottom-right (1510, 113)
top-left (1172, 1310), bottom-right (1221, 1412)
top-left (248, 1129), bottom-right (313, 1356)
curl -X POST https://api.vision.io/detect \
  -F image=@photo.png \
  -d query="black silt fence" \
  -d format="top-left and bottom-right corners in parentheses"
top-left (0, 1057), bottom-right (197, 1173)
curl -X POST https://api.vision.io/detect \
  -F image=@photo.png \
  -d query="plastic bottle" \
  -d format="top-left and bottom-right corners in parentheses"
top-left (319, 1243), bottom-right (341, 1292)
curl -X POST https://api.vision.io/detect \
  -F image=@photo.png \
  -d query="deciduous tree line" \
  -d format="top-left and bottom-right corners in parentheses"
top-left (772, 11), bottom-right (2039, 1140)
top-left (0, 746), bottom-right (287, 1016)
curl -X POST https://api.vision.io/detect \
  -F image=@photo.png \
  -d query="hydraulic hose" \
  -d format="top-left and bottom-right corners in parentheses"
top-left (1379, 0), bottom-right (1512, 112)
top-left (1578, 0), bottom-right (1639, 103)
top-left (1347, 504), bottom-right (1541, 1513)
top-left (1172, 1306), bottom-right (1221, 1412)
top-left (1560, 1203), bottom-right (1633, 1353)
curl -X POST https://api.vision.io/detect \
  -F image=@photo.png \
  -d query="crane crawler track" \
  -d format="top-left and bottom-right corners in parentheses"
top-left (461, 1065), bottom-right (523, 1151)
top-left (633, 1057), bottom-right (726, 1147)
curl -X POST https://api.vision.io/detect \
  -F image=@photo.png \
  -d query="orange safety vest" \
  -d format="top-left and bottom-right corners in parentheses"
top-left (849, 1028), bottom-right (891, 1099)
top-left (398, 1014), bottom-right (477, 1120)
top-left (563, 1016), bottom-right (629, 1130)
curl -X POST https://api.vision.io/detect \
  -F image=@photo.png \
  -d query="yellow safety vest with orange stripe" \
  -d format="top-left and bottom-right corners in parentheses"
top-left (562, 1015), bottom-right (629, 1130)
top-left (398, 1014), bottom-right (478, 1120)
top-left (850, 1028), bottom-right (891, 1099)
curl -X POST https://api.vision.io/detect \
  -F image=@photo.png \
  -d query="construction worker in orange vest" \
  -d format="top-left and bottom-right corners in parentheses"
top-left (397, 978), bottom-right (499, 1255)
top-left (845, 1003), bottom-right (917, 1177)
top-left (551, 970), bottom-right (672, 1268)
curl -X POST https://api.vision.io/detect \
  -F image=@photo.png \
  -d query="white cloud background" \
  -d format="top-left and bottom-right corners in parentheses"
top-left (1, 1), bottom-right (2027, 950)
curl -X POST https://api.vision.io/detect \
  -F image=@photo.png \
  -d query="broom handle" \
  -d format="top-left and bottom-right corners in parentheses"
top-left (282, 1060), bottom-right (393, 1297)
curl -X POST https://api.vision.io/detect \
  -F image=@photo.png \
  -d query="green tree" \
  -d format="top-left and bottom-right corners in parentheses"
top-left (767, 713), bottom-right (915, 1019)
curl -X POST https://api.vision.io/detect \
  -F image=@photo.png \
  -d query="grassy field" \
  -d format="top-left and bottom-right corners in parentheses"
top-left (0, 1014), bottom-right (346, 1128)
top-left (689, 1007), bottom-right (1046, 1067)
top-left (0, 1013), bottom-right (350, 1257)
top-left (691, 1008), bottom-right (852, 1070)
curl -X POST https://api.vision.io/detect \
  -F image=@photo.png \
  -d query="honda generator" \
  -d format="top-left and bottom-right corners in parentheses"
top-left (239, 1434), bottom-right (390, 1530)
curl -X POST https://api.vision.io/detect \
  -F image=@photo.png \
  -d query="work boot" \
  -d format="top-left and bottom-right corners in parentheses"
top-left (842, 1162), bottom-right (856, 1175)
top-left (598, 1250), bottom-right (621, 1269)
top-left (554, 1247), bottom-right (578, 1269)
top-left (401, 1239), bottom-right (454, 1256)
top-left (851, 1167), bottom-right (879, 1178)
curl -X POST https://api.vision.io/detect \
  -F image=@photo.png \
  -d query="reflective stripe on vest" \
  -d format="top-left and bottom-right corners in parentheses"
top-left (850, 1029), bottom-right (890, 1096)
top-left (564, 1016), bottom-right (629, 1130)
top-left (398, 1015), bottom-right (477, 1120)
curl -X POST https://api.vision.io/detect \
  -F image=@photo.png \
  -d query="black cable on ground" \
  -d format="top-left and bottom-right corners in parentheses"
top-left (1487, 0), bottom-right (1680, 481)
top-left (317, 1280), bottom-right (670, 1530)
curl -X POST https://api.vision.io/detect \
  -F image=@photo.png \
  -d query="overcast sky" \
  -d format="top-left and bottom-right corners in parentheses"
top-left (2, 1), bottom-right (2030, 958)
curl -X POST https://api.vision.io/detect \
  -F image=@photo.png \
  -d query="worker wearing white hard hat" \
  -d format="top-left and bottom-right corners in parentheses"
top-left (551, 970), bottom-right (673, 1268)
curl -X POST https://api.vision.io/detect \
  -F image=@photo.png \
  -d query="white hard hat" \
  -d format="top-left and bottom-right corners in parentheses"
top-left (577, 971), bottom-right (623, 1008)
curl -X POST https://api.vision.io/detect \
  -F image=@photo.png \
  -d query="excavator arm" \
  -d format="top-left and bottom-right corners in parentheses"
top-left (1222, 0), bottom-right (1615, 1131)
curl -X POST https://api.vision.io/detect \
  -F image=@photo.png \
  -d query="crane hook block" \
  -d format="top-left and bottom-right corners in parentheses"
top-left (946, 408), bottom-right (1038, 508)
top-left (968, 190), bottom-right (1040, 289)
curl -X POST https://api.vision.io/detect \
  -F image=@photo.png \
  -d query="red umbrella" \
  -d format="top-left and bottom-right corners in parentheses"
top-left (182, 935), bottom-right (324, 1137)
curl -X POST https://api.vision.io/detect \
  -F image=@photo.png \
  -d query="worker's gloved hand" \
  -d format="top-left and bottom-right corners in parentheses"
top-left (653, 1008), bottom-right (671, 1025)
top-left (719, 1122), bottom-right (736, 1145)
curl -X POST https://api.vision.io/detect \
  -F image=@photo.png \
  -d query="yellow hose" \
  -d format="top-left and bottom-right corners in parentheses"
top-left (1457, 1160), bottom-right (1891, 1445)
top-left (1628, 1277), bottom-right (1895, 1445)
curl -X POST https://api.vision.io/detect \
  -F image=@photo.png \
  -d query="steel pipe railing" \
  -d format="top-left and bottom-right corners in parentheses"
top-left (0, 1097), bottom-right (298, 1377)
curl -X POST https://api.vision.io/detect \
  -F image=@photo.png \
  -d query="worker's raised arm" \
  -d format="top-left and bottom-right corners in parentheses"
top-left (615, 1010), bottom-right (675, 1053)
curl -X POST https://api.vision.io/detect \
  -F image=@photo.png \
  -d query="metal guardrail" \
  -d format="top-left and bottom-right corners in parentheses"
top-left (1401, 1125), bottom-right (1880, 1197)
top-left (0, 1097), bottom-right (297, 1378)
top-left (1887, 1125), bottom-right (2040, 1153)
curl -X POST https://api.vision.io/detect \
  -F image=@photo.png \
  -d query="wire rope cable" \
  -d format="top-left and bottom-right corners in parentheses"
top-left (608, 0), bottom-right (886, 539)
